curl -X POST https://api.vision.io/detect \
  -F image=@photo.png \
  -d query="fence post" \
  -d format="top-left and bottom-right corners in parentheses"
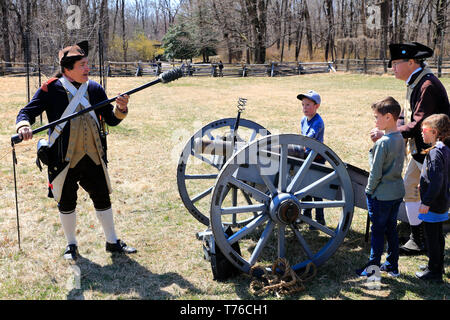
top-left (242, 64), bottom-right (247, 77)
top-left (135, 61), bottom-right (143, 76)
top-left (106, 62), bottom-right (111, 77)
top-left (383, 59), bottom-right (387, 73)
top-left (156, 62), bottom-right (162, 75)
top-left (298, 62), bottom-right (304, 75)
top-left (363, 57), bottom-right (367, 74)
top-left (211, 64), bottom-right (217, 77)
top-left (346, 58), bottom-right (349, 72)
top-left (437, 55), bottom-right (442, 78)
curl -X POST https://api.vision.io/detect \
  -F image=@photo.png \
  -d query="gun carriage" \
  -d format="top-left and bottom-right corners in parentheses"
top-left (176, 100), bottom-right (407, 278)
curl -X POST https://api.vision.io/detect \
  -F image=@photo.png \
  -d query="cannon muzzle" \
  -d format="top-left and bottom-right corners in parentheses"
top-left (193, 138), bottom-right (235, 156)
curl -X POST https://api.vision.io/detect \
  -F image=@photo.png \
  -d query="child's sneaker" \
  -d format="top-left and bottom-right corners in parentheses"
top-left (380, 263), bottom-right (400, 277)
top-left (355, 267), bottom-right (369, 277)
top-left (355, 265), bottom-right (378, 277)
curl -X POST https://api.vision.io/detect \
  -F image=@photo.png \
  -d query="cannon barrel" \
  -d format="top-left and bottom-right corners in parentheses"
top-left (177, 117), bottom-right (271, 226)
top-left (193, 138), bottom-right (306, 158)
top-left (193, 138), bottom-right (234, 156)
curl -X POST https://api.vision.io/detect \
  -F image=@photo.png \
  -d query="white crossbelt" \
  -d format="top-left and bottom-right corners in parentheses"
top-left (48, 76), bottom-right (99, 147)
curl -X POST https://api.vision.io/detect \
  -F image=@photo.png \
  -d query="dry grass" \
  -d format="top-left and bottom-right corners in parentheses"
top-left (0, 73), bottom-right (449, 300)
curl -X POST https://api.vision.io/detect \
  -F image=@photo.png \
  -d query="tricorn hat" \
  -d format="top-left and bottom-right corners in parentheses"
top-left (58, 40), bottom-right (89, 65)
top-left (388, 42), bottom-right (433, 68)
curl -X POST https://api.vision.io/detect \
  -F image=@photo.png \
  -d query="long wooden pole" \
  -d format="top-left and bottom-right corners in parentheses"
top-left (11, 67), bottom-right (183, 145)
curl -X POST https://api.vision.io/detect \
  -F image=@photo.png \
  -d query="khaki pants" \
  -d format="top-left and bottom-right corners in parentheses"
top-left (403, 158), bottom-right (422, 202)
top-left (403, 158), bottom-right (424, 226)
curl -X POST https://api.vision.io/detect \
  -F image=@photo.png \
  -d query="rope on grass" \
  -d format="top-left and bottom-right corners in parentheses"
top-left (249, 257), bottom-right (317, 296)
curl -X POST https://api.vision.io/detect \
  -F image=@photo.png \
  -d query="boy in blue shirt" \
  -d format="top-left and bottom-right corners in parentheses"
top-left (357, 97), bottom-right (405, 277)
top-left (297, 90), bottom-right (325, 228)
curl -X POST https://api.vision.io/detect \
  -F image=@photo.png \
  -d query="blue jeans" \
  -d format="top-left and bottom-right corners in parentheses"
top-left (303, 195), bottom-right (324, 222)
top-left (303, 154), bottom-right (325, 222)
top-left (366, 194), bottom-right (402, 269)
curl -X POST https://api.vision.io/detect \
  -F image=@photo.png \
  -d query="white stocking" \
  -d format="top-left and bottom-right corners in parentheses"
top-left (95, 207), bottom-right (118, 244)
top-left (59, 210), bottom-right (77, 245)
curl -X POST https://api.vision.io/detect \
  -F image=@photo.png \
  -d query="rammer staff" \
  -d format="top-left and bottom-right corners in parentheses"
top-left (11, 67), bottom-right (183, 145)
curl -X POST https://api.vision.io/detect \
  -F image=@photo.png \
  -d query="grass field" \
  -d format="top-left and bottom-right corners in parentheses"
top-left (0, 72), bottom-right (449, 300)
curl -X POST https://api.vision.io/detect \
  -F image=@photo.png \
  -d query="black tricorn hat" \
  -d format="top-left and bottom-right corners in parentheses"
top-left (388, 42), bottom-right (433, 67)
top-left (58, 40), bottom-right (89, 65)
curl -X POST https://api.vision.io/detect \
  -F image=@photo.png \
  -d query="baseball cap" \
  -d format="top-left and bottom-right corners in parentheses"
top-left (297, 90), bottom-right (321, 104)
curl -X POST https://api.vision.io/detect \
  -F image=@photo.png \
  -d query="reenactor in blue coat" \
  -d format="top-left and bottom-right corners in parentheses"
top-left (15, 41), bottom-right (137, 260)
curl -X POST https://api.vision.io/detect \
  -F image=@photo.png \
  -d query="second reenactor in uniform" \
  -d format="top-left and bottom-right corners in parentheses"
top-left (371, 42), bottom-right (450, 255)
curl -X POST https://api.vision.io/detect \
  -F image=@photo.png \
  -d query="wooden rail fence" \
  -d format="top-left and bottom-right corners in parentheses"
top-left (1, 58), bottom-right (449, 78)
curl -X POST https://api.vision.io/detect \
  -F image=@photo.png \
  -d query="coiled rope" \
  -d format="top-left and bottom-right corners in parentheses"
top-left (249, 258), bottom-right (316, 296)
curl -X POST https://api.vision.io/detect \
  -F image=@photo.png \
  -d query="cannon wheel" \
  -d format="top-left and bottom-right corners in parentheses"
top-left (210, 134), bottom-right (354, 274)
top-left (177, 118), bottom-right (270, 226)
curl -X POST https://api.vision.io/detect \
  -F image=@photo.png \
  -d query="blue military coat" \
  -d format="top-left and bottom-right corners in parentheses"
top-left (15, 77), bottom-right (125, 199)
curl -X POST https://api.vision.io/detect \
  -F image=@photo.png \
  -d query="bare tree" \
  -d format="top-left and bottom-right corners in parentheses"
top-left (379, 0), bottom-right (390, 61)
top-left (432, 0), bottom-right (447, 52)
top-left (324, 0), bottom-right (335, 61)
top-left (122, 0), bottom-right (128, 62)
top-left (279, 0), bottom-right (288, 62)
top-left (244, 0), bottom-right (269, 64)
top-left (303, 0), bottom-right (313, 60)
top-left (409, 0), bottom-right (432, 41)
top-left (112, 0), bottom-right (120, 36)
top-left (0, 0), bottom-right (12, 66)
top-left (8, 0), bottom-right (26, 61)
top-left (211, 0), bottom-right (239, 63)
top-left (293, 3), bottom-right (303, 61)
top-left (100, 0), bottom-right (109, 62)
top-left (0, 0), bottom-right (448, 66)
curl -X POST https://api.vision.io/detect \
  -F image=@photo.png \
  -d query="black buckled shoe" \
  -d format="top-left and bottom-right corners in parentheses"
top-left (106, 239), bottom-right (137, 254)
top-left (418, 264), bottom-right (445, 275)
top-left (415, 268), bottom-right (443, 283)
top-left (399, 225), bottom-right (426, 255)
top-left (63, 244), bottom-right (79, 261)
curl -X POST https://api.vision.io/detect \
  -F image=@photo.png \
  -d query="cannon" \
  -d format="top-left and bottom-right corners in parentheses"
top-left (176, 103), bottom-right (407, 278)
top-left (177, 98), bottom-right (271, 226)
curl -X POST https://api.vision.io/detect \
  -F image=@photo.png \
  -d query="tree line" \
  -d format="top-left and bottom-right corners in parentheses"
top-left (0, 0), bottom-right (448, 67)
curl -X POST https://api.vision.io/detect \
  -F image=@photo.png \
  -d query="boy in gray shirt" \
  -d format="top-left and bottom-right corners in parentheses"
top-left (356, 97), bottom-right (405, 277)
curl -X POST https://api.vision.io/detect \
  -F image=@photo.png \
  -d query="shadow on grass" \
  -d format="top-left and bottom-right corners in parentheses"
top-left (67, 253), bottom-right (202, 300)
top-left (222, 225), bottom-right (450, 300)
